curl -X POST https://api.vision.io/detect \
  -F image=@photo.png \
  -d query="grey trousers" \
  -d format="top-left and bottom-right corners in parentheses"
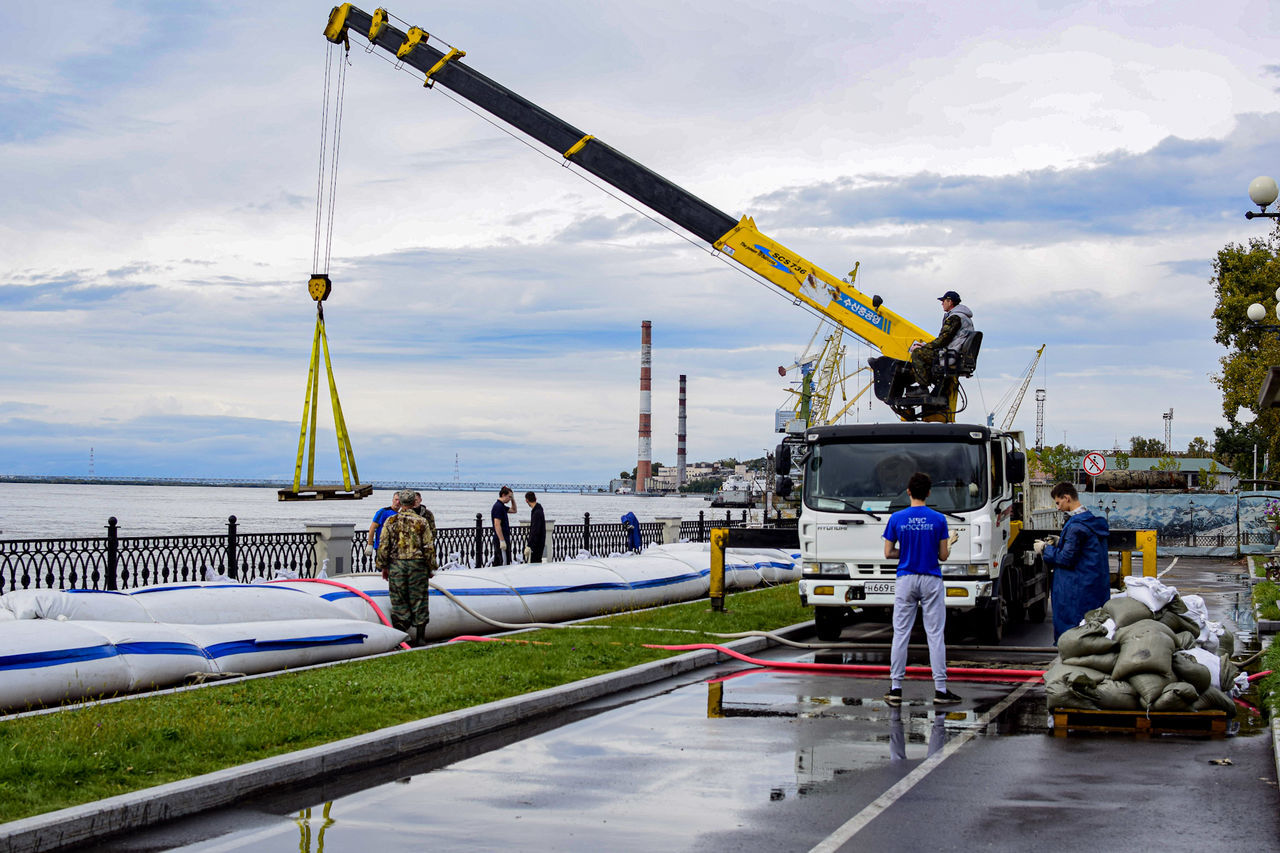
top-left (890, 572), bottom-right (948, 691)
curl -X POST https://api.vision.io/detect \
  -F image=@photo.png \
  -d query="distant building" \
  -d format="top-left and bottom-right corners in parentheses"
top-left (1045, 456), bottom-right (1239, 492)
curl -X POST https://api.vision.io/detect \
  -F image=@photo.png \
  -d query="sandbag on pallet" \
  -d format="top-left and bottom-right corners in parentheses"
top-left (1046, 575), bottom-right (1251, 720)
top-left (1171, 651), bottom-right (1213, 694)
top-left (1094, 678), bottom-right (1142, 711)
top-left (1043, 662), bottom-right (1109, 711)
top-left (1128, 672), bottom-right (1174, 709)
top-left (1063, 651), bottom-right (1119, 672)
top-left (1057, 622), bottom-right (1116, 659)
top-left (1087, 595), bottom-right (1155, 629)
top-left (1150, 681), bottom-right (1199, 712)
top-left (1112, 620), bottom-right (1175, 681)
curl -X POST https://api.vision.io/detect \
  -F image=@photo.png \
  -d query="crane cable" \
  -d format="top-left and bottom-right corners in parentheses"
top-left (283, 38), bottom-right (363, 500)
top-left (313, 39), bottom-right (350, 277)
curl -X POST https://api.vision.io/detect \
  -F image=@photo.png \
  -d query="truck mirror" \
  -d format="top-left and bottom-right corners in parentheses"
top-left (775, 475), bottom-right (793, 498)
top-left (1007, 451), bottom-right (1026, 484)
top-left (775, 443), bottom-right (791, 476)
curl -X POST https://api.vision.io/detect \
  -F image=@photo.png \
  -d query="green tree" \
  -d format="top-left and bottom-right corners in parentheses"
top-left (1129, 436), bottom-right (1165, 457)
top-left (619, 471), bottom-right (632, 480)
top-left (1113, 451), bottom-right (1130, 470)
top-left (680, 477), bottom-right (722, 494)
top-left (628, 462), bottom-right (664, 480)
top-left (1211, 229), bottom-right (1280, 478)
top-left (1032, 444), bottom-right (1077, 483)
top-left (1186, 436), bottom-right (1209, 457)
top-left (1213, 421), bottom-right (1265, 481)
top-left (1153, 456), bottom-right (1180, 471)
top-left (1199, 460), bottom-right (1221, 491)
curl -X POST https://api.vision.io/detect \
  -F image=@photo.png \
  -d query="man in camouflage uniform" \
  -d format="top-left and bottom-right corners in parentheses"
top-left (376, 488), bottom-right (437, 646)
top-left (909, 290), bottom-right (975, 391)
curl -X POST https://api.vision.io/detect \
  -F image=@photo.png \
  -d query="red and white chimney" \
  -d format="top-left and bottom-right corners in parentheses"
top-left (677, 373), bottom-right (687, 487)
top-left (637, 321), bottom-right (652, 493)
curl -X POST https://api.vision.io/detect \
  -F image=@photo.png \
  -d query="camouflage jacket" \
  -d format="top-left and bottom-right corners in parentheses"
top-left (376, 508), bottom-right (434, 569)
top-left (414, 505), bottom-right (437, 540)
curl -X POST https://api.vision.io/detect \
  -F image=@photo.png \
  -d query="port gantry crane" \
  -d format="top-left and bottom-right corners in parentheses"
top-left (321, 5), bottom-right (982, 422)
top-left (987, 344), bottom-right (1045, 431)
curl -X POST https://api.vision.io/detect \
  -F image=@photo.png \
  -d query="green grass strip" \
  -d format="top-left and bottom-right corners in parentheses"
top-left (1253, 579), bottom-right (1280, 621)
top-left (0, 583), bottom-right (810, 823)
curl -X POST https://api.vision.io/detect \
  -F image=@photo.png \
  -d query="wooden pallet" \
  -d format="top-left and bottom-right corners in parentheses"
top-left (1050, 708), bottom-right (1227, 738)
top-left (277, 483), bottom-right (374, 501)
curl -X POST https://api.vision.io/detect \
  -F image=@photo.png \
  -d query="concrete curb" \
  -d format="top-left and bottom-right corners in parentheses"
top-left (0, 622), bottom-right (813, 853)
top-left (1273, 717), bottom-right (1280, 801)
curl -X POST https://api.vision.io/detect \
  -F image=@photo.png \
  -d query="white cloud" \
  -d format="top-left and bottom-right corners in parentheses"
top-left (3, 0), bottom-right (1277, 480)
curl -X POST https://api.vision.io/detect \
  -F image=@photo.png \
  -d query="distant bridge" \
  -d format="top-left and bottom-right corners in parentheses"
top-left (0, 474), bottom-right (609, 494)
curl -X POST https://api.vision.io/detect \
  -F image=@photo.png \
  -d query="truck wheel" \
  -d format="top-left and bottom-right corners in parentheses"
top-left (978, 578), bottom-right (1007, 644)
top-left (814, 607), bottom-right (845, 642)
top-left (1003, 560), bottom-right (1024, 625)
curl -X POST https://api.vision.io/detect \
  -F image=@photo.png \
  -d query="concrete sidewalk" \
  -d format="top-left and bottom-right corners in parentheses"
top-left (0, 624), bottom-right (812, 853)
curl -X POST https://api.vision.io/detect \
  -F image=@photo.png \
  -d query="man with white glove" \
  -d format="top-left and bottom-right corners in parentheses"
top-left (491, 486), bottom-right (517, 565)
top-left (1032, 535), bottom-right (1058, 556)
top-left (1040, 482), bottom-right (1110, 642)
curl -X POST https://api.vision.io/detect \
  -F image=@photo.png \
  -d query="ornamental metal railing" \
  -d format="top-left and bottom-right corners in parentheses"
top-left (0, 517), bottom-right (316, 595)
top-left (0, 510), bottom-right (762, 594)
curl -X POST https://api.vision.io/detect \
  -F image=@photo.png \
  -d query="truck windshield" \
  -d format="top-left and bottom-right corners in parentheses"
top-left (804, 440), bottom-right (987, 514)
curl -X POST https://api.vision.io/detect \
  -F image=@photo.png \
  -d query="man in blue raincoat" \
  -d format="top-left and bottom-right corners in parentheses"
top-left (1036, 482), bottom-right (1111, 642)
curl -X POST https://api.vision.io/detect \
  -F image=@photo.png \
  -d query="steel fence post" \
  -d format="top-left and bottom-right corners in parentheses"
top-left (227, 515), bottom-right (238, 580)
top-left (106, 517), bottom-right (118, 591)
top-left (475, 513), bottom-right (483, 568)
top-left (584, 512), bottom-right (591, 556)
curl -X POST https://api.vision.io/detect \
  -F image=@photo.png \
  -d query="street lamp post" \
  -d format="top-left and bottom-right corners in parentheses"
top-left (1246, 175), bottom-right (1280, 221)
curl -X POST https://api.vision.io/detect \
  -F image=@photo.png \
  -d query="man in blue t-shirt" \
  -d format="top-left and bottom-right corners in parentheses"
top-left (881, 472), bottom-right (962, 707)
top-left (364, 491), bottom-right (401, 561)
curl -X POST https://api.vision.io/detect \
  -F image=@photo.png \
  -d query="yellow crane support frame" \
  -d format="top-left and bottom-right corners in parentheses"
top-left (278, 276), bottom-right (372, 501)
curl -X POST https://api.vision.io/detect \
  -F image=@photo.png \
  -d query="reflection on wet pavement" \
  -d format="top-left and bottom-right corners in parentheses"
top-left (99, 557), bottom-right (1273, 852)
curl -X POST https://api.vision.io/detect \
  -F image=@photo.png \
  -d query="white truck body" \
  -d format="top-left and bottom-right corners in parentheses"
top-left (791, 423), bottom-right (1046, 642)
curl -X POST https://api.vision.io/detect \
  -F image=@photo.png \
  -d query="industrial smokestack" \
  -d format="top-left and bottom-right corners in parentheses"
top-left (637, 321), bottom-right (652, 493)
top-left (677, 374), bottom-right (687, 487)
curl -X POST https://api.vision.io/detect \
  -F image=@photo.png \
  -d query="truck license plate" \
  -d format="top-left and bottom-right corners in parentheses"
top-left (866, 581), bottom-right (895, 595)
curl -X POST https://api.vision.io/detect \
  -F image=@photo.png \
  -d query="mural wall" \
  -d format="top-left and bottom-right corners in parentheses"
top-left (1032, 490), bottom-right (1280, 557)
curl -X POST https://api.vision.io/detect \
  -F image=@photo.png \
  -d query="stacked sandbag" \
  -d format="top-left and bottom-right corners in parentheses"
top-left (1044, 577), bottom-right (1249, 718)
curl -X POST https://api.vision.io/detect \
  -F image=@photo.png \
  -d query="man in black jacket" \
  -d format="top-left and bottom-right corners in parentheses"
top-left (525, 491), bottom-right (547, 563)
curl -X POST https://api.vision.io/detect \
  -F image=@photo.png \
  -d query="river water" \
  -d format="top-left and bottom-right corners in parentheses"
top-left (0, 484), bottom-right (728, 540)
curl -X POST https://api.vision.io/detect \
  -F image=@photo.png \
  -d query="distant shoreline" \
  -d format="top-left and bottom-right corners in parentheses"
top-left (0, 475), bottom-right (610, 493)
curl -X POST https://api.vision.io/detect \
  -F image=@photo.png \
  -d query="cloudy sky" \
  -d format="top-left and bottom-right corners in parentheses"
top-left (3, 0), bottom-right (1279, 485)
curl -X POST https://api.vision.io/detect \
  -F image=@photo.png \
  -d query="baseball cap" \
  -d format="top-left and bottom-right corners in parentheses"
top-left (938, 290), bottom-right (961, 303)
top-left (395, 488), bottom-right (417, 505)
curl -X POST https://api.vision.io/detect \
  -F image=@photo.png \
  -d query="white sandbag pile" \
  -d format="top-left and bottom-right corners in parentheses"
top-left (1044, 577), bottom-right (1249, 718)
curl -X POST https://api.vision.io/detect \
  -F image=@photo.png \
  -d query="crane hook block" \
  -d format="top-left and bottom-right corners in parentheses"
top-left (369, 8), bottom-right (388, 42)
top-left (324, 4), bottom-right (352, 44)
top-left (397, 26), bottom-right (428, 58)
top-left (308, 274), bottom-right (332, 303)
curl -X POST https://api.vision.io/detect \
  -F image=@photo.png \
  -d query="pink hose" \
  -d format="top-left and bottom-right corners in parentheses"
top-left (644, 642), bottom-right (1046, 682)
top-left (269, 578), bottom-right (410, 650)
top-left (1249, 669), bottom-right (1272, 682)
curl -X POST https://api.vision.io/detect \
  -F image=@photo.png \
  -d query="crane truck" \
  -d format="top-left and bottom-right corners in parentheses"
top-left (320, 5), bottom-right (1051, 641)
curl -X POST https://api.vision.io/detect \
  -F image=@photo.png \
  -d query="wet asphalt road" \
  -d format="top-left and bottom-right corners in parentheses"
top-left (99, 557), bottom-right (1279, 852)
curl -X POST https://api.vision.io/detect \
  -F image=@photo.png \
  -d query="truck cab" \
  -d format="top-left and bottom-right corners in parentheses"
top-left (793, 423), bottom-right (1045, 642)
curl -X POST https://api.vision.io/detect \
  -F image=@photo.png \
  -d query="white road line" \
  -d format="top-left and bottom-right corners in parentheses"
top-left (1158, 556), bottom-right (1179, 578)
top-left (808, 680), bottom-right (1038, 853)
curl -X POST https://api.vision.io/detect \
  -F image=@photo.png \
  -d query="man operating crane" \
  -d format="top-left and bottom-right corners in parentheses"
top-left (907, 291), bottom-right (976, 396)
